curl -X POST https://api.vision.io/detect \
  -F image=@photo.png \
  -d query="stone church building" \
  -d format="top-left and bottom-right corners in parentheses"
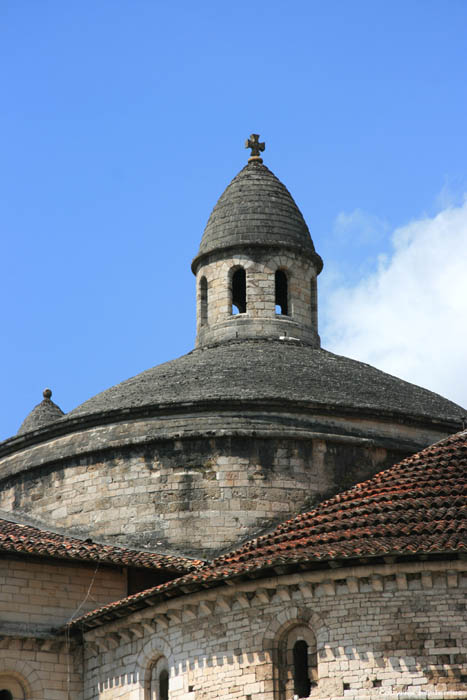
top-left (0, 137), bottom-right (465, 699)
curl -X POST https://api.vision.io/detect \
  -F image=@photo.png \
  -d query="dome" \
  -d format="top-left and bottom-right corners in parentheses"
top-left (2, 143), bottom-right (465, 561)
top-left (17, 389), bottom-right (65, 436)
top-left (67, 339), bottom-right (464, 426)
top-left (191, 160), bottom-right (323, 273)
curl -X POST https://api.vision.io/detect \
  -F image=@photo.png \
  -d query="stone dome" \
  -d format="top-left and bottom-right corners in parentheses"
top-left (192, 160), bottom-right (323, 273)
top-left (1, 144), bottom-right (465, 560)
top-left (17, 389), bottom-right (65, 436)
top-left (67, 339), bottom-right (465, 427)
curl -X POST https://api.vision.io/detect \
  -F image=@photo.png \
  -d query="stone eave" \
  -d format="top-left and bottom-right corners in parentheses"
top-left (1, 396), bottom-right (463, 461)
top-left (191, 240), bottom-right (323, 275)
top-left (64, 551), bottom-right (466, 635)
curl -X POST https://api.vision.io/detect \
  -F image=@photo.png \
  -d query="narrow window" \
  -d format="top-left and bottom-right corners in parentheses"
top-left (293, 640), bottom-right (311, 698)
top-left (200, 276), bottom-right (208, 326)
top-left (275, 270), bottom-right (288, 315)
top-left (0, 692), bottom-right (13, 700)
top-left (159, 670), bottom-right (169, 700)
top-left (232, 268), bottom-right (246, 314)
top-left (277, 625), bottom-right (317, 700)
top-left (148, 658), bottom-right (169, 700)
top-left (310, 277), bottom-right (318, 329)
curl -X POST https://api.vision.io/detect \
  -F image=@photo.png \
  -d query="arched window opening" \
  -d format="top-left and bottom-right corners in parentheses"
top-left (147, 657), bottom-right (169, 700)
top-left (310, 277), bottom-right (318, 329)
top-left (200, 276), bottom-right (208, 326)
top-left (0, 675), bottom-right (26, 700)
top-left (231, 268), bottom-right (246, 314)
top-left (277, 624), bottom-right (317, 700)
top-left (293, 640), bottom-right (311, 698)
top-left (159, 670), bottom-right (169, 700)
top-left (275, 270), bottom-right (288, 315)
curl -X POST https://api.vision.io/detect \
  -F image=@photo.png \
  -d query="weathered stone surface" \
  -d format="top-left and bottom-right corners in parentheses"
top-left (17, 391), bottom-right (64, 436)
top-left (192, 160), bottom-right (322, 272)
top-left (195, 250), bottom-right (320, 346)
top-left (80, 562), bottom-right (467, 700)
top-left (63, 339), bottom-right (465, 426)
top-left (0, 432), bottom-right (410, 558)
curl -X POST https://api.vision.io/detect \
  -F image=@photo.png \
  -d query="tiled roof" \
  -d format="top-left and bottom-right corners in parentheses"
top-left (68, 430), bottom-right (467, 630)
top-left (0, 518), bottom-right (201, 572)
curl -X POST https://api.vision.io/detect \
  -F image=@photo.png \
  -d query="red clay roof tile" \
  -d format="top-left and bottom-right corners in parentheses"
top-left (0, 518), bottom-right (201, 572)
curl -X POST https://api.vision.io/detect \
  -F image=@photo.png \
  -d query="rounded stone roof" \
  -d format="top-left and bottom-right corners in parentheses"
top-left (192, 160), bottom-right (323, 272)
top-left (67, 339), bottom-right (465, 426)
top-left (17, 389), bottom-right (65, 436)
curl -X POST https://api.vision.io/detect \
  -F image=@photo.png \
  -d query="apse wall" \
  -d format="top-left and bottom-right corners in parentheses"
top-left (0, 408), bottom-right (450, 557)
top-left (82, 560), bottom-right (467, 700)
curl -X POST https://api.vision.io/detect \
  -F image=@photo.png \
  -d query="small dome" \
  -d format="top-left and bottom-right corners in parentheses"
top-left (17, 389), bottom-right (65, 436)
top-left (192, 160), bottom-right (323, 272)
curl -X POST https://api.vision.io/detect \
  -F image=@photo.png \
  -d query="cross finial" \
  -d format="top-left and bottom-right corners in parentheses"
top-left (245, 133), bottom-right (265, 163)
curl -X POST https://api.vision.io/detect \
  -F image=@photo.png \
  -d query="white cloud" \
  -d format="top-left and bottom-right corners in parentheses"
top-left (322, 199), bottom-right (467, 410)
top-left (333, 208), bottom-right (389, 245)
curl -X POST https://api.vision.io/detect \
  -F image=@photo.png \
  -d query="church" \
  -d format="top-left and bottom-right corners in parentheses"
top-left (0, 136), bottom-right (465, 700)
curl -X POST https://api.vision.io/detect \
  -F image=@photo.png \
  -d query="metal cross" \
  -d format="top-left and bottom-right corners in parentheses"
top-left (245, 134), bottom-right (265, 160)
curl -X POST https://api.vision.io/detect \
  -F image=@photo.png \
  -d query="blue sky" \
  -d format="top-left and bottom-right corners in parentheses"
top-left (1, 1), bottom-right (467, 440)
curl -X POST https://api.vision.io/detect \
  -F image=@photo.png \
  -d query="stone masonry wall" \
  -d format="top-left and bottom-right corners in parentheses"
top-left (0, 637), bottom-right (82, 700)
top-left (0, 558), bottom-right (126, 698)
top-left (196, 249), bottom-right (320, 347)
top-left (0, 556), bottom-right (126, 635)
top-left (0, 434), bottom-right (405, 558)
top-left (82, 560), bottom-right (467, 700)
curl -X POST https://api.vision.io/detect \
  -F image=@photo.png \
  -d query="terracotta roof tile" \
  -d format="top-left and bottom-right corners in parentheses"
top-left (0, 519), bottom-right (201, 572)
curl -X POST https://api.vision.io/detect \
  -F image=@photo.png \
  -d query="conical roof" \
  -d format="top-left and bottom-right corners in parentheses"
top-left (17, 389), bottom-right (65, 436)
top-left (192, 160), bottom-right (322, 272)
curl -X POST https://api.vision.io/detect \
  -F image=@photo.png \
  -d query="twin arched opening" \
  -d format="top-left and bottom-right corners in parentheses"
top-left (200, 265), bottom-right (295, 320)
top-left (231, 266), bottom-right (289, 316)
